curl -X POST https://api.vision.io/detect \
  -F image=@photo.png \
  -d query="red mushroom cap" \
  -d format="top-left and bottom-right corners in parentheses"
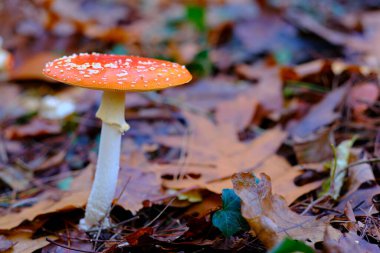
top-left (42, 53), bottom-right (192, 91)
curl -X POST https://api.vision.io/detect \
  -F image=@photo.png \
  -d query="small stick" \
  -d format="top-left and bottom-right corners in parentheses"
top-left (46, 238), bottom-right (97, 253)
top-left (144, 198), bottom-right (175, 228)
top-left (301, 196), bottom-right (328, 216)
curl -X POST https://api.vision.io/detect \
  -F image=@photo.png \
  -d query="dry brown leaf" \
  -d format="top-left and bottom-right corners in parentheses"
top-left (0, 164), bottom-right (93, 230)
top-left (324, 230), bottom-right (378, 253)
top-left (344, 156), bottom-right (375, 197)
top-left (206, 155), bottom-right (322, 204)
top-left (234, 13), bottom-right (297, 55)
top-left (4, 232), bottom-right (57, 253)
top-left (35, 150), bottom-right (65, 172)
top-left (0, 85), bottom-right (22, 118)
top-left (0, 235), bottom-right (14, 252)
top-left (0, 165), bottom-right (31, 192)
top-left (4, 118), bottom-right (62, 140)
top-left (288, 11), bottom-right (351, 46)
top-left (232, 172), bottom-right (339, 248)
top-left (348, 11), bottom-right (380, 64)
top-left (9, 52), bottom-right (61, 81)
top-left (290, 85), bottom-right (348, 138)
top-left (155, 111), bottom-right (287, 193)
top-left (116, 167), bottom-right (162, 214)
top-left (292, 127), bottom-right (333, 164)
top-left (236, 63), bottom-right (283, 112)
top-left (347, 82), bottom-right (379, 121)
top-left (215, 94), bottom-right (258, 132)
top-left (162, 77), bottom-right (248, 111)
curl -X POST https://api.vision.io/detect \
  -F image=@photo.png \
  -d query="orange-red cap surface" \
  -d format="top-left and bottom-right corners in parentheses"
top-left (42, 53), bottom-right (192, 91)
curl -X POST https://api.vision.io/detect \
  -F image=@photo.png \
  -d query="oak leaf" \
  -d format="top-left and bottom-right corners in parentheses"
top-left (232, 172), bottom-right (339, 249)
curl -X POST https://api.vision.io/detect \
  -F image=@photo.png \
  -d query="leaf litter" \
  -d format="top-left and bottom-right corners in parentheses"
top-left (0, 1), bottom-right (380, 252)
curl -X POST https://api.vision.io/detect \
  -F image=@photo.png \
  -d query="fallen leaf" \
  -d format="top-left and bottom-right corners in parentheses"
top-left (4, 118), bottom-right (62, 140)
top-left (0, 165), bottom-right (31, 192)
top-left (35, 150), bottom-right (65, 172)
top-left (287, 10), bottom-right (350, 46)
top-left (292, 127), bottom-right (333, 164)
top-left (0, 85), bottom-right (22, 118)
top-left (125, 227), bottom-right (154, 246)
top-left (324, 230), bottom-right (378, 253)
top-left (0, 164), bottom-right (93, 230)
top-left (236, 63), bottom-right (284, 112)
top-left (9, 52), bottom-right (61, 81)
top-left (337, 186), bottom-right (380, 215)
top-left (215, 94), bottom-right (258, 132)
top-left (234, 13), bottom-right (297, 55)
top-left (232, 172), bottom-right (339, 248)
top-left (347, 82), bottom-right (379, 121)
top-left (40, 230), bottom-right (92, 253)
top-left (4, 232), bottom-right (57, 253)
top-left (0, 235), bottom-right (14, 252)
top-left (207, 155), bottom-right (322, 204)
top-left (290, 85), bottom-right (348, 138)
top-left (162, 77), bottom-right (249, 111)
top-left (155, 111), bottom-right (287, 193)
top-left (116, 166), bottom-right (162, 214)
top-left (345, 156), bottom-right (375, 197)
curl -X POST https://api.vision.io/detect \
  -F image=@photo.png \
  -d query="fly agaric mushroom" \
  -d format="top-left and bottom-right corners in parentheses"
top-left (42, 53), bottom-right (192, 230)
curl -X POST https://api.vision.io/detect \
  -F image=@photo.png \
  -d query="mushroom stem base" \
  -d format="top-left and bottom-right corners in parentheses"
top-left (80, 121), bottom-right (122, 230)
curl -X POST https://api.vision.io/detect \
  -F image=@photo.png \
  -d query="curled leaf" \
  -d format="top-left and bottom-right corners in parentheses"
top-left (232, 172), bottom-right (339, 248)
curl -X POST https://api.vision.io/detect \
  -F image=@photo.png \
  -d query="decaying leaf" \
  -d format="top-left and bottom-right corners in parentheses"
top-left (0, 235), bottom-right (14, 251)
top-left (232, 172), bottom-right (339, 249)
top-left (155, 111), bottom-right (287, 193)
top-left (345, 155), bottom-right (375, 197)
top-left (116, 167), bottom-right (162, 214)
top-left (292, 127), bottom-right (333, 164)
top-left (215, 94), bottom-right (258, 132)
top-left (347, 82), bottom-right (379, 121)
top-left (235, 63), bottom-right (284, 112)
top-left (0, 164), bottom-right (93, 230)
top-left (207, 155), bottom-right (322, 204)
top-left (4, 232), bottom-right (57, 253)
top-left (290, 85), bottom-right (348, 138)
top-left (4, 118), bottom-right (62, 140)
top-left (324, 230), bottom-right (378, 253)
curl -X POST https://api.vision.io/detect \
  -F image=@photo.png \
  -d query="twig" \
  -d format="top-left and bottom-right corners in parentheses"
top-left (301, 195), bottom-right (328, 215)
top-left (345, 158), bottom-right (380, 169)
top-left (46, 238), bottom-right (97, 253)
top-left (85, 216), bottom-right (140, 233)
top-left (298, 202), bottom-right (342, 214)
top-left (144, 198), bottom-right (175, 228)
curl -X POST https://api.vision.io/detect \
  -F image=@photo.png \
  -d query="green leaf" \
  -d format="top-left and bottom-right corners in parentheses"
top-left (221, 188), bottom-right (241, 210)
top-left (269, 237), bottom-right (315, 253)
top-left (212, 189), bottom-right (249, 237)
top-left (109, 44), bottom-right (128, 55)
top-left (187, 49), bottom-right (212, 77)
top-left (186, 5), bottom-right (206, 32)
top-left (319, 137), bottom-right (356, 199)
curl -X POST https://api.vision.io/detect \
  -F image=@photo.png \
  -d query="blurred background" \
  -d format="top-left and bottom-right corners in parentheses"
top-left (1, 0), bottom-right (380, 78)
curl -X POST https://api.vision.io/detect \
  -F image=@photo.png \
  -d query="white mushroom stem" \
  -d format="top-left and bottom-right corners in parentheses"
top-left (80, 90), bottom-right (129, 230)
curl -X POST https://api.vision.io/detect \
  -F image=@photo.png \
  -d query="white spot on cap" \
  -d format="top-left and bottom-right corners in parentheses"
top-left (92, 62), bottom-right (102, 69)
top-left (116, 70), bottom-right (128, 77)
